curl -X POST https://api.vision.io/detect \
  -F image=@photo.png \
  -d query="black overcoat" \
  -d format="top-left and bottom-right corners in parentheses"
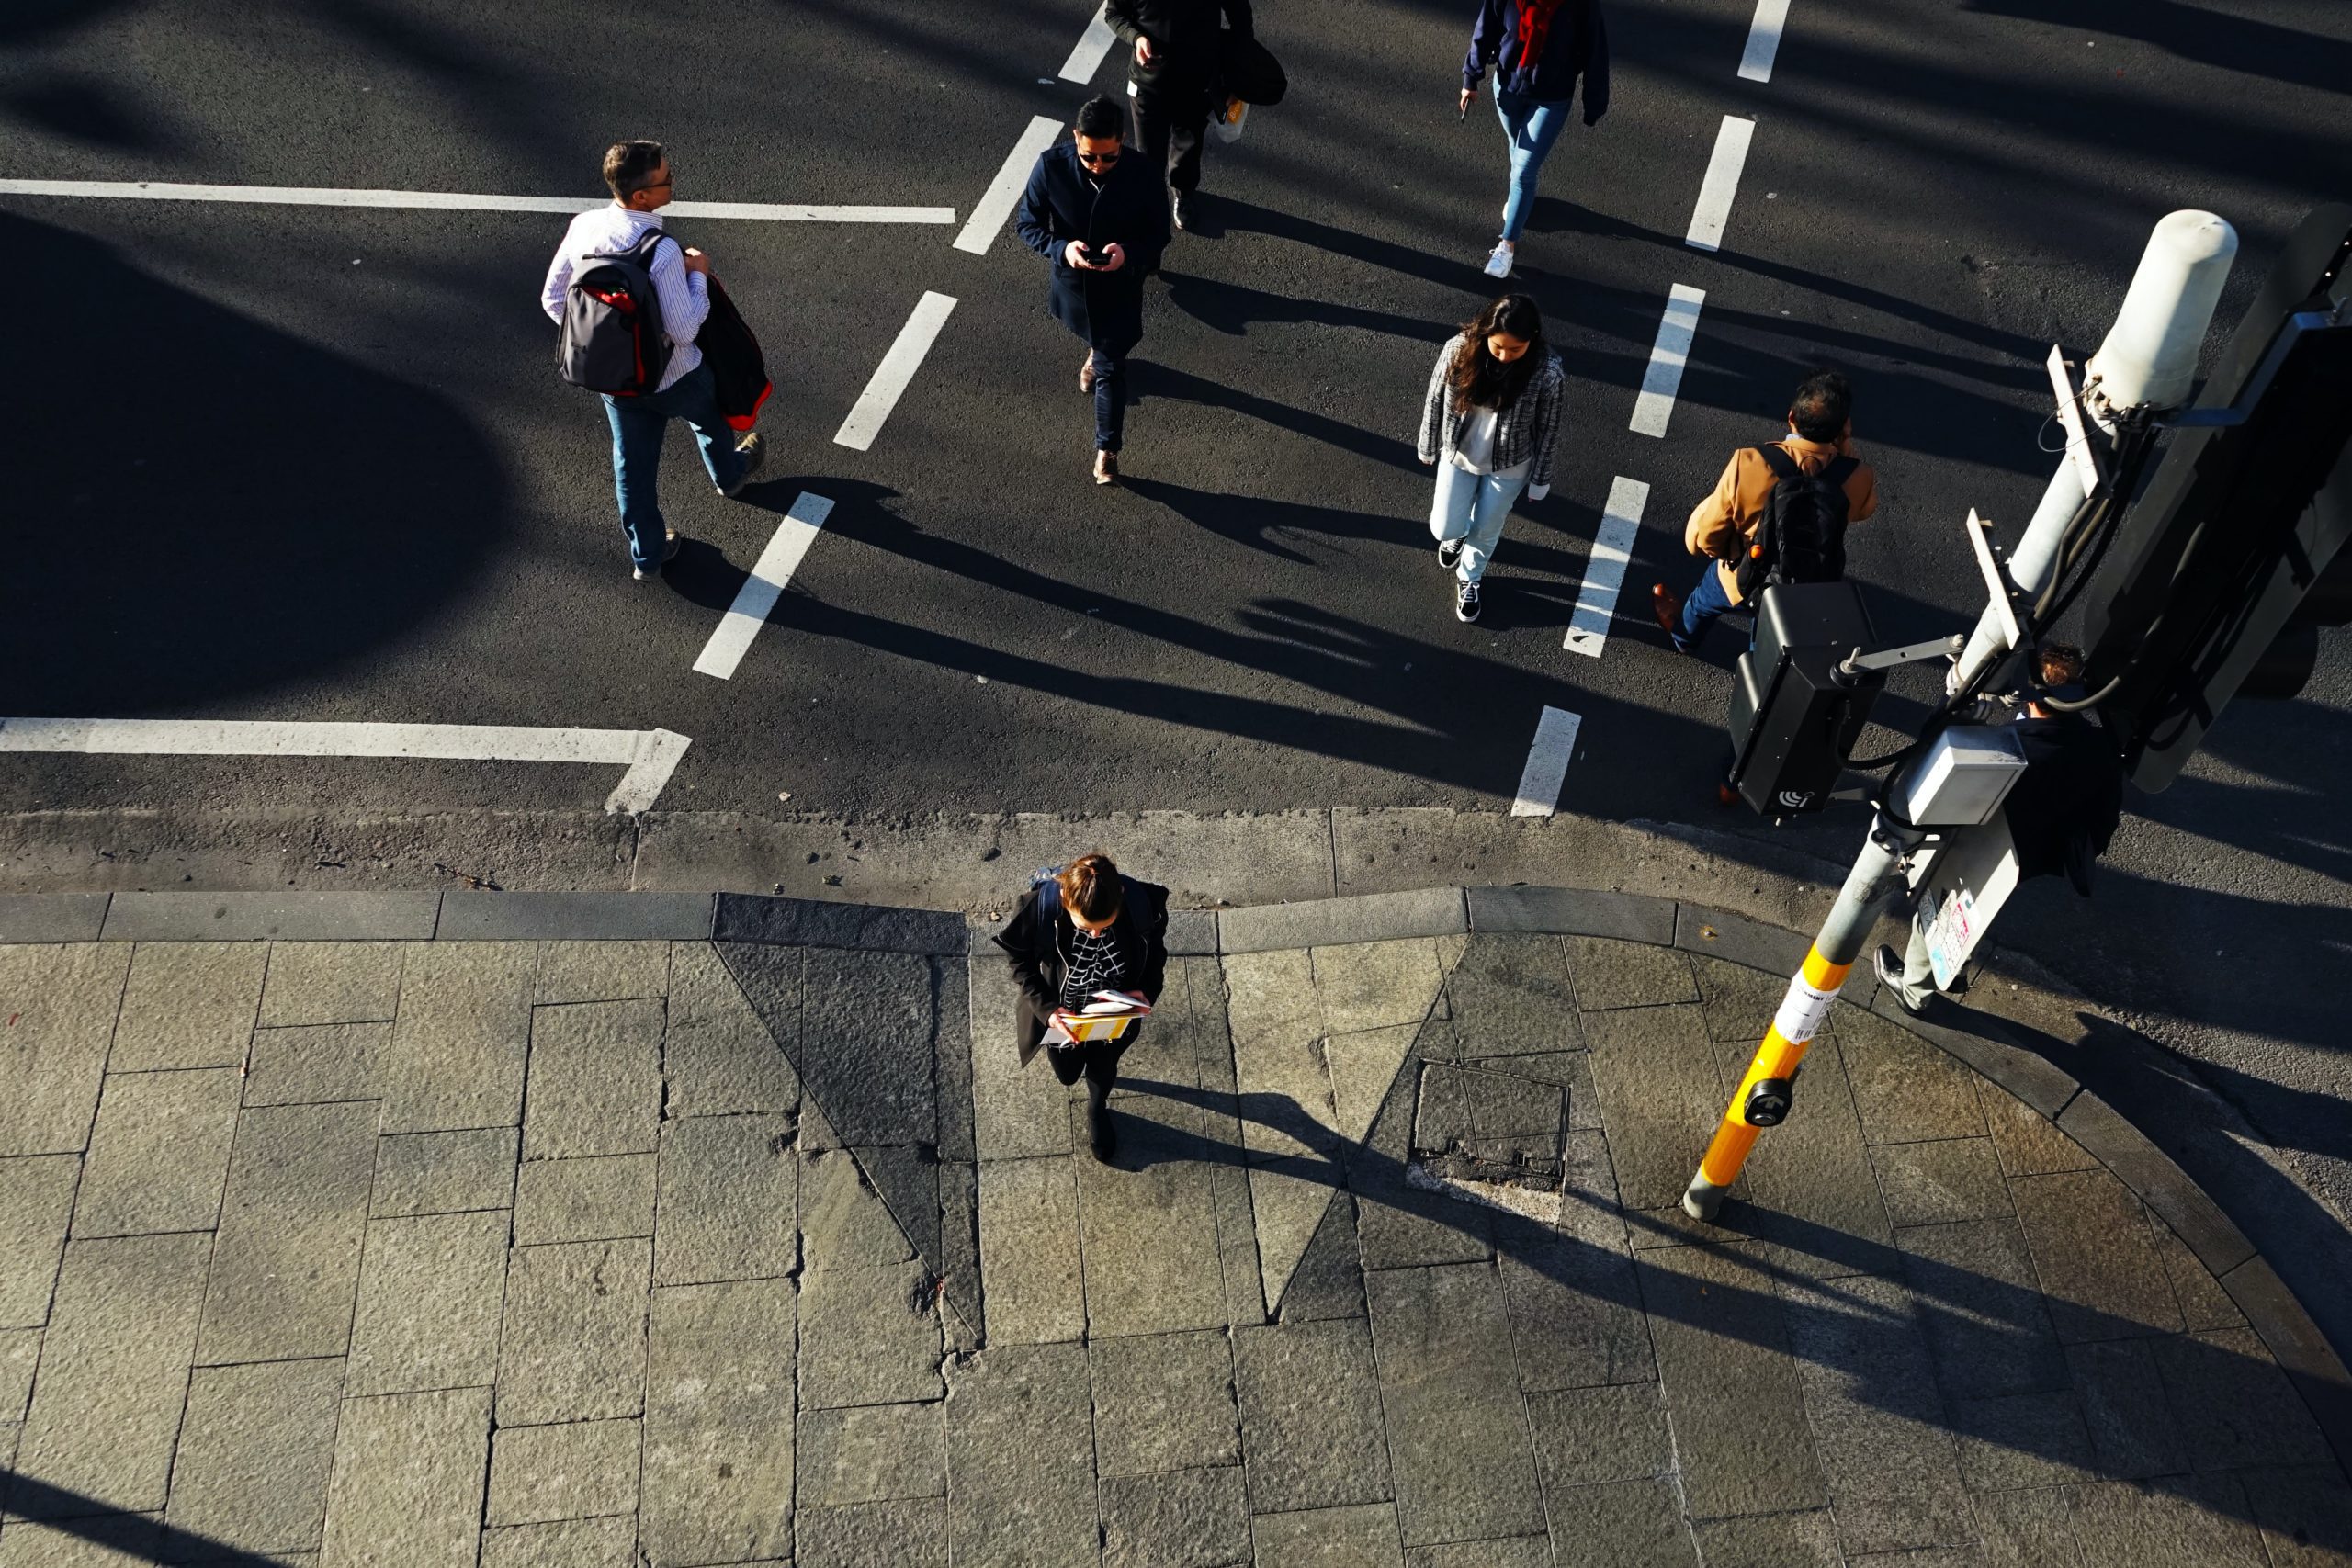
top-left (991, 875), bottom-right (1171, 1066)
top-left (1012, 141), bottom-right (1171, 356)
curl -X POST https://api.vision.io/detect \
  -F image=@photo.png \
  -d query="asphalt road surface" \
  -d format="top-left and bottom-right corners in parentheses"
top-left (5, 6), bottom-right (2352, 1239)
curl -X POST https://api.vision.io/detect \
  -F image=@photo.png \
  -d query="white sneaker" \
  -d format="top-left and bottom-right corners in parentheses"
top-left (1483, 242), bottom-right (1513, 279)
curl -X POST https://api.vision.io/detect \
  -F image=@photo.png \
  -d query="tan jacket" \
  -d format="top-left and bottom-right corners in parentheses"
top-left (1684, 435), bottom-right (1879, 605)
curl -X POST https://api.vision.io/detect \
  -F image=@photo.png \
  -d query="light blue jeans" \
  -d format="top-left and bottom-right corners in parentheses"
top-left (1495, 79), bottom-right (1572, 243)
top-left (1430, 460), bottom-right (1529, 583)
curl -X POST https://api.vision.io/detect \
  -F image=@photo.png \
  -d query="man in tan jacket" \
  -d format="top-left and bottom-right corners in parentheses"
top-left (1652, 370), bottom-right (1879, 653)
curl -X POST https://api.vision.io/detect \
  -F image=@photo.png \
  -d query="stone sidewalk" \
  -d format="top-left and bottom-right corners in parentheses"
top-left (0, 889), bottom-right (2347, 1567)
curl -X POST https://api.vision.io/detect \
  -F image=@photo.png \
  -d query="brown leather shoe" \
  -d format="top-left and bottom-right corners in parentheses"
top-left (1080, 355), bottom-right (1097, 394)
top-left (1652, 582), bottom-right (1682, 637)
top-left (1093, 450), bottom-right (1118, 486)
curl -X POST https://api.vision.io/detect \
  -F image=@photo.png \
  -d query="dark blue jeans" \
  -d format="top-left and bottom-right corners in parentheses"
top-left (1090, 347), bottom-right (1126, 454)
top-left (1675, 562), bottom-right (1738, 653)
top-left (602, 361), bottom-right (749, 571)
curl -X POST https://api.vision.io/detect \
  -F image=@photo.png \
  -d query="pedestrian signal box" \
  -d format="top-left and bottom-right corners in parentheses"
top-left (1726, 581), bottom-right (1885, 819)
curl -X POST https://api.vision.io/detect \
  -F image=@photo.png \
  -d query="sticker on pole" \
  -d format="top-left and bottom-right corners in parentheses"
top-left (1771, 975), bottom-right (1839, 1046)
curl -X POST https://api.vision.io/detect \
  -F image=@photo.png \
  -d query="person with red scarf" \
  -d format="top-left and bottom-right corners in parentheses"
top-left (1458, 0), bottom-right (1611, 279)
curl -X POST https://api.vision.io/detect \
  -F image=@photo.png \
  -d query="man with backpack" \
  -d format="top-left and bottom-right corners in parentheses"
top-left (1652, 370), bottom-right (1878, 653)
top-left (1106, 0), bottom-right (1255, 231)
top-left (541, 140), bottom-right (764, 582)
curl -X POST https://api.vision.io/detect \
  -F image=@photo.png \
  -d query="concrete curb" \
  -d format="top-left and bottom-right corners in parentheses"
top-left (0, 882), bottom-right (2343, 1468)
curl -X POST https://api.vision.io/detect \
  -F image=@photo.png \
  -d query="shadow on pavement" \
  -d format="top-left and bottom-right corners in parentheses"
top-left (0, 1475), bottom-right (287, 1565)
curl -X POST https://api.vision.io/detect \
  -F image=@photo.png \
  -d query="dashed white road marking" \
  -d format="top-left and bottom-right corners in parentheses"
top-left (1738, 0), bottom-right (1791, 82)
top-left (1686, 116), bottom-right (1755, 253)
top-left (0, 180), bottom-right (954, 224)
top-left (0, 718), bottom-right (691, 815)
top-left (1510, 707), bottom-right (1583, 818)
top-left (835, 291), bottom-right (959, 452)
top-left (694, 492), bottom-right (836, 680)
top-left (1564, 477), bottom-right (1650, 658)
top-left (1058, 5), bottom-right (1121, 83)
top-left (1631, 284), bottom-right (1706, 438)
top-left (954, 115), bottom-right (1064, 254)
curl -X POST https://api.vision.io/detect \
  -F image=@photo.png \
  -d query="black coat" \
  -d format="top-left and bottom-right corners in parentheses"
top-left (2001, 715), bottom-right (2123, 893)
top-left (1013, 141), bottom-right (1171, 355)
top-left (1107, 0), bottom-right (1253, 90)
top-left (992, 875), bottom-right (1171, 1066)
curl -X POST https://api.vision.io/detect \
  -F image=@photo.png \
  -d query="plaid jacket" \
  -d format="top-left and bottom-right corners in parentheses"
top-left (1417, 335), bottom-right (1566, 490)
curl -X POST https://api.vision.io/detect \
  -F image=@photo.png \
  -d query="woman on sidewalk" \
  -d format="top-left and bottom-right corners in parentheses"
top-left (1457, 0), bottom-right (1611, 278)
top-left (1416, 293), bottom-right (1565, 624)
top-left (993, 853), bottom-right (1170, 1162)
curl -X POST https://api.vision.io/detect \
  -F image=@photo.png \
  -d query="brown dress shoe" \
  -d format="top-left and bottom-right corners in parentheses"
top-left (1093, 450), bottom-right (1118, 485)
top-left (1080, 355), bottom-right (1097, 394)
top-left (1651, 582), bottom-right (1683, 637)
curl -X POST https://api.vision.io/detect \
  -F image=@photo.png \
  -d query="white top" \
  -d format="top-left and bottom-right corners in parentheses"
top-left (1451, 407), bottom-right (1529, 479)
top-left (541, 203), bottom-right (709, 392)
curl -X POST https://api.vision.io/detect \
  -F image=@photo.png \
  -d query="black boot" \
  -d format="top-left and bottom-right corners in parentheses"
top-left (1085, 1081), bottom-right (1118, 1162)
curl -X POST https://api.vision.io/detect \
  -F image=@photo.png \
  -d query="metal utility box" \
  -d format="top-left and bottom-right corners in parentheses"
top-left (1727, 582), bottom-right (1883, 818)
top-left (1892, 725), bottom-right (2029, 827)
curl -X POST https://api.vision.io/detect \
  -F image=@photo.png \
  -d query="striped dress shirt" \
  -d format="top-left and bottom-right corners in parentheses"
top-left (540, 203), bottom-right (709, 393)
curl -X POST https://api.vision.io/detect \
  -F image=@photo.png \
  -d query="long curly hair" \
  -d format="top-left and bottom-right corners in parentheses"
top-left (1448, 294), bottom-right (1546, 415)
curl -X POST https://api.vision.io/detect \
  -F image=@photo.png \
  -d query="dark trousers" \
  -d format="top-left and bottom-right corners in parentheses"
top-left (1089, 346), bottom-right (1127, 453)
top-left (1132, 85), bottom-right (1210, 193)
top-left (1043, 1032), bottom-right (1132, 1101)
top-left (1675, 562), bottom-right (1740, 653)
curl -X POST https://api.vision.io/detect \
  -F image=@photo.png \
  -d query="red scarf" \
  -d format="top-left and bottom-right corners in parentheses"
top-left (1515, 0), bottom-right (1571, 62)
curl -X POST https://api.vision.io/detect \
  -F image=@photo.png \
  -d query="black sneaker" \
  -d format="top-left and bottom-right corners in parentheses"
top-left (1874, 945), bottom-right (1926, 1015)
top-left (1086, 1099), bottom-right (1118, 1162)
top-left (1438, 538), bottom-right (1464, 570)
top-left (1455, 579), bottom-right (1482, 623)
top-left (718, 433), bottom-right (765, 498)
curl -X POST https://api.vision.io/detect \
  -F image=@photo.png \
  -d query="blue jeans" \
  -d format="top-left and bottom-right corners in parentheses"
top-left (1675, 562), bottom-right (1738, 652)
top-left (1430, 461), bottom-right (1528, 583)
top-left (1495, 81), bottom-right (1572, 243)
top-left (1090, 347), bottom-right (1126, 454)
top-left (602, 361), bottom-right (749, 571)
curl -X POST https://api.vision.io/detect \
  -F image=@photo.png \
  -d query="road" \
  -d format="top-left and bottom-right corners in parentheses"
top-left (5, 2), bottom-right (2352, 1280)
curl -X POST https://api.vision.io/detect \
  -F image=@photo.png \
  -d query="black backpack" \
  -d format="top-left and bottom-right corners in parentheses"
top-left (1737, 445), bottom-right (1858, 593)
top-left (556, 227), bottom-right (675, 396)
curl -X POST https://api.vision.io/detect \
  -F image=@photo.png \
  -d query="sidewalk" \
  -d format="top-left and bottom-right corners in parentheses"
top-left (0, 887), bottom-right (2346, 1566)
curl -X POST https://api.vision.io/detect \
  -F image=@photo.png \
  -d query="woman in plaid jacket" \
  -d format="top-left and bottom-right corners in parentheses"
top-left (1417, 293), bottom-right (1565, 623)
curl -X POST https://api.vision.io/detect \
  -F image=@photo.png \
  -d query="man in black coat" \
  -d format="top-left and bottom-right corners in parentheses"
top-left (1107, 0), bottom-right (1254, 231)
top-left (1013, 96), bottom-right (1173, 485)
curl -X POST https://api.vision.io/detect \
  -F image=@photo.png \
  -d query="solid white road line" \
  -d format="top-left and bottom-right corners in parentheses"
top-left (0, 180), bottom-right (954, 224)
top-left (1738, 0), bottom-right (1791, 82)
top-left (0, 717), bottom-right (691, 815)
top-left (1631, 284), bottom-right (1707, 438)
top-left (1686, 116), bottom-right (1755, 253)
top-left (955, 115), bottom-right (1064, 254)
top-left (694, 492), bottom-right (837, 680)
top-left (1059, 5), bottom-right (1121, 83)
top-left (1510, 707), bottom-right (1583, 818)
top-left (1564, 477), bottom-right (1651, 659)
top-left (835, 291), bottom-right (959, 451)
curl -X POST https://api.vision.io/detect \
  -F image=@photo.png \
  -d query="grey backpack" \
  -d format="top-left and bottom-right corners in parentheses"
top-left (556, 227), bottom-right (674, 396)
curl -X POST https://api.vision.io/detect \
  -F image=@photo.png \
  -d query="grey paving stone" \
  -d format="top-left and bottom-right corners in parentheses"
top-left (2150, 1326), bottom-right (2335, 1471)
top-left (1404, 1539), bottom-right (1552, 1568)
top-left (1673, 906), bottom-right (1811, 976)
top-left (1252, 1502), bottom-right (1406, 1568)
top-left (438, 891), bottom-right (714, 942)
top-left (258, 942), bottom-right (405, 1027)
top-left (800, 1148), bottom-right (910, 1269)
top-left (967, 943), bottom-right (1070, 1160)
top-left (1412, 1063), bottom-right (1563, 1171)
top-left (0, 943), bottom-right (130, 1156)
top-left (795, 948), bottom-right (941, 1148)
top-left (934, 953), bottom-right (976, 1164)
top-left (642, 1278), bottom-right (797, 1567)
top-left (1281, 1190), bottom-right (1366, 1323)
top-left (1948, 1390), bottom-right (2098, 1492)
top-left (522, 998), bottom-right (662, 1160)
top-left (1970, 1485), bottom-right (2084, 1568)
top-left (0, 1514), bottom-right (165, 1566)
top-left (1635, 1241), bottom-right (1826, 1519)
top-left (938, 1159), bottom-right (983, 1351)
top-left (1350, 1047), bottom-right (1492, 1273)
top-left (1437, 934), bottom-right (1580, 1057)
top-left (1836, 1003), bottom-right (1987, 1145)
top-left (1102, 1465), bottom-right (1250, 1568)
top-left (532, 940), bottom-right (671, 1004)
top-left (1689, 953), bottom-right (1795, 1043)
top-left (2143, 1209), bottom-right (2245, 1334)
top-left (0, 1153), bottom-right (82, 1324)
top-left (1580, 1004), bottom-right (1724, 1212)
top-left (1895, 1218), bottom-right (2069, 1398)
top-left (654, 1113), bottom-right (797, 1285)
top-left (106, 892), bottom-right (439, 942)
top-left (1537, 1479), bottom-right (1698, 1568)
top-left (198, 1100), bottom-right (376, 1364)
top-left (2211, 1255), bottom-right (2352, 1458)
top-left (513, 1154), bottom-right (655, 1245)
top-left (1981, 1090), bottom-right (2098, 1178)
top-left (1325, 1023), bottom-right (1420, 1155)
top-left (1562, 935), bottom-right (1699, 1011)
top-left (12, 1234), bottom-right (209, 1515)
top-left (1526, 1382), bottom-right (1670, 1490)
top-left (1466, 885), bottom-right (1677, 943)
top-left (165, 1356), bottom-right (344, 1554)
top-left (1713, 1036), bottom-right (1898, 1280)
top-left (2065, 1338), bottom-right (2188, 1481)
top-left (1689, 1508), bottom-right (1843, 1567)
top-left (380, 942), bottom-right (535, 1134)
top-left (798, 1401), bottom-right (946, 1506)
top-left (0, 892), bottom-right (109, 943)
top-left (1877, 999), bottom-right (2083, 1122)
top-left (495, 1237), bottom-right (651, 1426)
top-left (318, 1386), bottom-right (491, 1568)
top-left (714, 894), bottom-right (966, 953)
top-left (2239, 1463), bottom-right (2352, 1568)
top-left (2009, 1169), bottom-right (2183, 1343)
top-left (1234, 1317), bottom-right (1393, 1515)
top-left (1871, 1137), bottom-right (2012, 1229)
top-left (2064, 1473), bottom-right (2269, 1568)
top-left (1076, 1112), bottom-right (1225, 1339)
top-left (1501, 1143), bottom-right (1656, 1391)
top-left (371, 1127), bottom-right (517, 1217)
top-left (1461, 1050), bottom-right (1600, 1127)
top-left (1091, 1328), bottom-right (1241, 1477)
top-left (798, 1497), bottom-right (949, 1568)
top-left (478, 1517), bottom-right (638, 1568)
top-left (943, 1342), bottom-right (1097, 1568)
top-left (978, 1155), bottom-right (1085, 1345)
top-left (0, 1325), bottom-right (40, 1422)
top-left (799, 1260), bottom-right (942, 1409)
top-left (1832, 1496), bottom-right (1980, 1562)
top-left (1364, 1261), bottom-right (1542, 1545)
top-left (859, 1144), bottom-right (944, 1287)
top-left (1220, 888), bottom-right (1465, 954)
top-left (243, 1021), bottom-right (391, 1107)
top-left (666, 942), bottom-right (800, 1119)
top-left (487, 1417), bottom-right (640, 1526)
top-left (1166, 907), bottom-right (1221, 956)
top-left (1311, 939), bottom-right (1448, 1037)
top-left (108, 942), bottom-right (266, 1071)
top-left (346, 1210), bottom-right (509, 1395)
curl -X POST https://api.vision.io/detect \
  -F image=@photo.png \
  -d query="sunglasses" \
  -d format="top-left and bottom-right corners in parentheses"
top-left (1077, 149), bottom-right (1122, 166)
